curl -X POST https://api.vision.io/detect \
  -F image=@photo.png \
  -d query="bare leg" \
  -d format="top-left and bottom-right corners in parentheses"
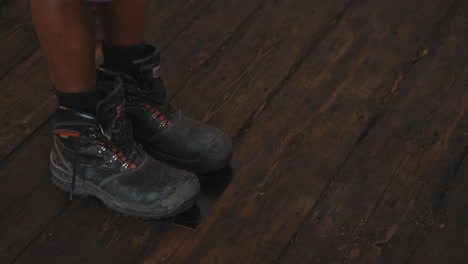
top-left (96, 0), bottom-right (148, 46)
top-left (31, 0), bottom-right (95, 93)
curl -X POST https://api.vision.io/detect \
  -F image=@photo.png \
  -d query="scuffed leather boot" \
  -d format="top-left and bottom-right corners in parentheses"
top-left (97, 45), bottom-right (232, 174)
top-left (50, 78), bottom-right (199, 219)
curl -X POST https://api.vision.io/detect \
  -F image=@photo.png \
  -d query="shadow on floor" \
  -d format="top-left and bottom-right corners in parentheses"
top-left (173, 160), bottom-right (242, 229)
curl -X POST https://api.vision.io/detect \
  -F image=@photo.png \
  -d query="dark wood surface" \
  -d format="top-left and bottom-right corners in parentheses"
top-left (0, 0), bottom-right (466, 263)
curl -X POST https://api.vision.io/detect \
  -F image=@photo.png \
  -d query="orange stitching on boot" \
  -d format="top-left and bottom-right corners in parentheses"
top-left (56, 131), bottom-right (81, 138)
top-left (139, 102), bottom-right (172, 125)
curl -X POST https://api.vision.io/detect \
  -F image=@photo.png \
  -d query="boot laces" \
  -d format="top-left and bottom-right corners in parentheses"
top-left (123, 75), bottom-right (178, 117)
top-left (69, 124), bottom-right (138, 200)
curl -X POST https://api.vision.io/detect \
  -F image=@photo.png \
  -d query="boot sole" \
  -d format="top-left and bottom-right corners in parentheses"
top-left (51, 174), bottom-right (199, 220)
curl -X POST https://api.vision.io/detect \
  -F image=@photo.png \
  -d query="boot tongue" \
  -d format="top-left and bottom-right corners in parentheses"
top-left (96, 78), bottom-right (128, 141)
top-left (132, 46), bottom-right (160, 81)
top-left (130, 46), bottom-right (167, 100)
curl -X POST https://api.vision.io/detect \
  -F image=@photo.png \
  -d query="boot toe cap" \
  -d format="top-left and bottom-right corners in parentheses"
top-left (194, 131), bottom-right (233, 173)
top-left (100, 159), bottom-right (200, 218)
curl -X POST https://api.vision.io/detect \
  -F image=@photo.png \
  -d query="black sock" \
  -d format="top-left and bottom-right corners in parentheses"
top-left (102, 42), bottom-right (146, 72)
top-left (54, 87), bottom-right (98, 115)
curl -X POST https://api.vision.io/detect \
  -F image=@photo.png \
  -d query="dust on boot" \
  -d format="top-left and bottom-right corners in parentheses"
top-left (50, 78), bottom-right (200, 219)
top-left (97, 45), bottom-right (232, 174)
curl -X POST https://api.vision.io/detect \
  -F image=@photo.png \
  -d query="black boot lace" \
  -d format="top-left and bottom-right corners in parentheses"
top-left (69, 123), bottom-right (138, 200)
top-left (122, 75), bottom-right (178, 117)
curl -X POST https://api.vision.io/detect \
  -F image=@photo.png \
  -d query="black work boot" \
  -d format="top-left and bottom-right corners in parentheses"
top-left (50, 78), bottom-right (200, 219)
top-left (97, 45), bottom-right (232, 174)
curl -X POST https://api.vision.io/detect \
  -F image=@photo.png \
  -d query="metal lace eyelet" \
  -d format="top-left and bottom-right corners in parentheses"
top-left (158, 120), bottom-right (167, 129)
top-left (121, 162), bottom-right (130, 171)
top-left (97, 146), bottom-right (106, 154)
top-left (110, 155), bottom-right (118, 162)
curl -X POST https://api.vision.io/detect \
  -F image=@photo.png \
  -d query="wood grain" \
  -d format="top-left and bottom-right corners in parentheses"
top-left (169, 0), bottom-right (353, 136)
top-left (164, 0), bottom-right (459, 263)
top-left (140, 225), bottom-right (192, 263)
top-left (280, 1), bottom-right (467, 263)
top-left (141, 0), bottom-right (354, 261)
top-left (144, 0), bottom-right (215, 50)
top-left (0, 119), bottom-right (66, 263)
top-left (409, 156), bottom-right (468, 264)
top-left (0, 50), bottom-right (56, 162)
top-left (2, 1), bottom-right (467, 263)
top-left (0, 22), bottom-right (39, 79)
top-left (158, 0), bottom-right (267, 98)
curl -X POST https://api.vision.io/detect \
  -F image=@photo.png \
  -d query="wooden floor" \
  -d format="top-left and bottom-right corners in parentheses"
top-left (1, 0), bottom-right (467, 263)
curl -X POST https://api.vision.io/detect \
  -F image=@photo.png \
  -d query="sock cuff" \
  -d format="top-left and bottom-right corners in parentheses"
top-left (54, 86), bottom-right (98, 115)
top-left (101, 42), bottom-right (146, 72)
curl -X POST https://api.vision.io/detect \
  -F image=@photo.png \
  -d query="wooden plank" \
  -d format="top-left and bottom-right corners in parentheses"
top-left (137, 225), bottom-right (192, 263)
top-left (162, 0), bottom-right (459, 263)
top-left (409, 157), bottom-right (468, 264)
top-left (168, 0), bottom-right (353, 137)
top-left (158, 0), bottom-right (266, 98)
top-left (139, 0), bottom-right (355, 260)
top-left (13, 197), bottom-right (176, 263)
top-left (0, 50), bottom-right (56, 162)
top-left (0, 119), bottom-right (68, 263)
top-left (0, 22), bottom-right (39, 80)
top-left (0, 0), bottom-right (31, 39)
top-left (280, 2), bottom-right (467, 263)
top-left (353, 5), bottom-right (467, 263)
top-left (95, 0), bottom-right (215, 60)
top-left (9, 1), bottom-right (269, 263)
top-left (144, 0), bottom-right (215, 50)
top-left (0, 0), bottom-right (39, 79)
